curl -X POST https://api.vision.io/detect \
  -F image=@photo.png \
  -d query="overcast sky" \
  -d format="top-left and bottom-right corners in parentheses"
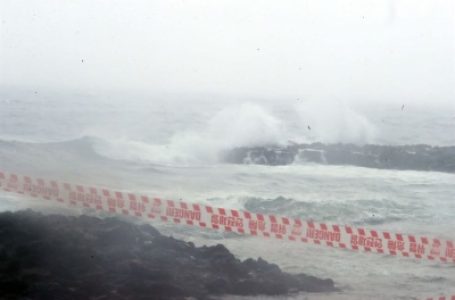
top-left (1, 0), bottom-right (454, 104)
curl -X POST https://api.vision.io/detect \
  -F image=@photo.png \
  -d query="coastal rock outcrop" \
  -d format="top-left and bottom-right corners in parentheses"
top-left (0, 210), bottom-right (336, 300)
top-left (223, 143), bottom-right (455, 173)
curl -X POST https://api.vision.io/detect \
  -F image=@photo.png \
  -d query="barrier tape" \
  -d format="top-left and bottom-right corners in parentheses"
top-left (0, 170), bottom-right (454, 300)
top-left (1, 170), bottom-right (453, 264)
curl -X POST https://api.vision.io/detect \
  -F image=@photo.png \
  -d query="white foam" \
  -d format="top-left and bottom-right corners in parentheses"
top-left (292, 101), bottom-right (378, 144)
top-left (92, 103), bottom-right (286, 165)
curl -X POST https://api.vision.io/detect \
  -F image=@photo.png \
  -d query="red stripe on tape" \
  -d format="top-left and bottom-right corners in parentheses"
top-left (0, 171), bottom-right (453, 300)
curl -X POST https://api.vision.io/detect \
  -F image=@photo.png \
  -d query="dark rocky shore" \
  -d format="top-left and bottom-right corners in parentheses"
top-left (223, 143), bottom-right (455, 173)
top-left (0, 210), bottom-right (336, 300)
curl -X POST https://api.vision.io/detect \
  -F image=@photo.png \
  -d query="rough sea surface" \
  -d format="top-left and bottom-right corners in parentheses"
top-left (0, 90), bottom-right (454, 299)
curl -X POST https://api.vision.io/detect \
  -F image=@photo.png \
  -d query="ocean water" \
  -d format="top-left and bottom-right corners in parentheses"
top-left (0, 91), bottom-right (454, 299)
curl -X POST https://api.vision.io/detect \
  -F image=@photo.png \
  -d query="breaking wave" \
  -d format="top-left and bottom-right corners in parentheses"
top-left (1, 134), bottom-right (455, 174)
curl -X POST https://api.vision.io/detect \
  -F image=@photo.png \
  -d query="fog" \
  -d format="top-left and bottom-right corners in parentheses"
top-left (1, 0), bottom-right (454, 106)
top-left (1, 3), bottom-right (455, 300)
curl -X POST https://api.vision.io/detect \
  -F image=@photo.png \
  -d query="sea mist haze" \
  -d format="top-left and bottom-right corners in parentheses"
top-left (1, 0), bottom-right (454, 299)
top-left (0, 91), bottom-right (454, 299)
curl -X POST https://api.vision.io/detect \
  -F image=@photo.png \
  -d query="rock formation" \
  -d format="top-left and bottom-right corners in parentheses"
top-left (0, 210), bottom-right (336, 300)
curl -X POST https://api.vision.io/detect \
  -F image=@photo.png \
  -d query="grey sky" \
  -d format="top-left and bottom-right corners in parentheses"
top-left (1, 0), bottom-right (454, 104)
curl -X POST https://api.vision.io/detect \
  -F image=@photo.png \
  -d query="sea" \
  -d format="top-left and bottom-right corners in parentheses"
top-left (0, 89), bottom-right (454, 299)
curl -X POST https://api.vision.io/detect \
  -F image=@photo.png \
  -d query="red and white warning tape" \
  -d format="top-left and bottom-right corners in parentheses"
top-left (0, 170), bottom-right (454, 300)
top-left (1, 170), bottom-right (453, 264)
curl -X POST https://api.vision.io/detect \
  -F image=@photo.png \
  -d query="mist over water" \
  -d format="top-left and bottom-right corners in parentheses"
top-left (1, 0), bottom-right (455, 298)
top-left (2, 89), bottom-right (454, 166)
top-left (1, 93), bottom-right (455, 300)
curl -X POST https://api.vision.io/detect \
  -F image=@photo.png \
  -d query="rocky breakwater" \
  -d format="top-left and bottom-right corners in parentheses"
top-left (223, 143), bottom-right (455, 173)
top-left (0, 210), bottom-right (336, 300)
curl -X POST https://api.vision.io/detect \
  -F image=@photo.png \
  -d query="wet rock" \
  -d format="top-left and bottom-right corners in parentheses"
top-left (0, 210), bottom-right (336, 299)
top-left (224, 143), bottom-right (455, 173)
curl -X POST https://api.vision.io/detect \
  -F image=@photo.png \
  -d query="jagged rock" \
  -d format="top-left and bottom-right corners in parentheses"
top-left (0, 210), bottom-right (336, 300)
